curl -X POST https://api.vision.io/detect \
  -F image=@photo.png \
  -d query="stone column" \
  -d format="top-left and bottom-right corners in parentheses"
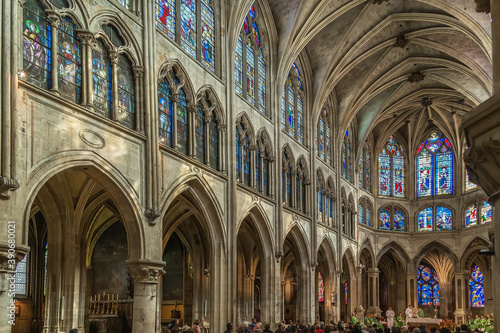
top-left (127, 260), bottom-right (165, 333)
top-left (356, 265), bottom-right (365, 324)
top-left (405, 272), bottom-right (418, 309)
top-left (110, 51), bottom-right (119, 121)
top-left (204, 115), bottom-right (211, 165)
top-left (454, 270), bottom-right (469, 325)
top-left (187, 104), bottom-right (197, 158)
top-left (367, 268), bottom-right (382, 316)
top-left (250, 144), bottom-right (257, 189)
top-left (47, 14), bottom-right (61, 95)
top-left (217, 124), bottom-right (225, 172)
top-left (132, 66), bottom-right (144, 132)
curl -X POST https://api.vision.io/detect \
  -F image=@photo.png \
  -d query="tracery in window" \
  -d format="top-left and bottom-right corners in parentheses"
top-left (281, 62), bottom-right (305, 143)
top-left (14, 256), bottom-right (28, 296)
top-left (236, 117), bottom-right (253, 186)
top-left (317, 107), bottom-right (332, 165)
top-left (256, 132), bottom-right (272, 196)
top-left (417, 131), bottom-right (453, 197)
top-left (358, 197), bottom-right (372, 227)
top-left (469, 265), bottom-right (484, 307)
top-left (235, 3), bottom-right (266, 113)
top-left (378, 135), bottom-right (405, 197)
top-left (417, 265), bottom-right (440, 306)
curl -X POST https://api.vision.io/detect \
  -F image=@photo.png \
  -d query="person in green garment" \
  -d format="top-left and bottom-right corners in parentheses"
top-left (351, 313), bottom-right (359, 325)
top-left (396, 313), bottom-right (405, 328)
top-left (416, 307), bottom-right (424, 318)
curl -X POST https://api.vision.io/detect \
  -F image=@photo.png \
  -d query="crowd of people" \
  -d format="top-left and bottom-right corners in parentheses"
top-left (161, 312), bottom-right (494, 333)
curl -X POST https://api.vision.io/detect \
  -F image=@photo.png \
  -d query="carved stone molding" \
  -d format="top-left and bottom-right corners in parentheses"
top-left (275, 251), bottom-right (284, 262)
top-left (126, 260), bottom-right (166, 284)
top-left (0, 177), bottom-right (20, 200)
top-left (145, 209), bottom-right (160, 225)
top-left (408, 71), bottom-right (425, 83)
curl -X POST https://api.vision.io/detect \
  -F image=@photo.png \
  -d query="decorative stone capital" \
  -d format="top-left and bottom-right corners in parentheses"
top-left (126, 260), bottom-right (166, 284)
top-left (408, 71), bottom-right (425, 83)
top-left (145, 209), bottom-right (160, 225)
top-left (217, 124), bottom-right (226, 131)
top-left (188, 104), bottom-right (198, 113)
top-left (0, 177), bottom-right (20, 200)
top-left (132, 66), bottom-right (144, 80)
top-left (171, 93), bottom-right (180, 103)
top-left (77, 30), bottom-right (96, 47)
top-left (47, 12), bottom-right (62, 29)
top-left (109, 51), bottom-right (120, 65)
top-left (275, 251), bottom-right (284, 262)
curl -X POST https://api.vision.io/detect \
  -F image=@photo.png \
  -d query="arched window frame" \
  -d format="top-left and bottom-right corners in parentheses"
top-left (155, 0), bottom-right (217, 73)
top-left (416, 206), bottom-right (453, 232)
top-left (359, 142), bottom-right (371, 191)
top-left (378, 135), bottom-right (406, 197)
top-left (358, 197), bottom-right (372, 227)
top-left (235, 4), bottom-right (267, 114)
top-left (342, 129), bottom-right (353, 182)
top-left (465, 199), bottom-right (492, 228)
top-left (194, 91), bottom-right (224, 171)
top-left (236, 117), bottom-right (254, 187)
top-left (378, 204), bottom-right (406, 231)
top-left (281, 62), bottom-right (305, 144)
top-left (316, 106), bottom-right (332, 166)
top-left (282, 147), bottom-right (295, 208)
top-left (416, 130), bottom-right (454, 197)
top-left (296, 157), bottom-right (309, 214)
top-left (255, 131), bottom-right (274, 197)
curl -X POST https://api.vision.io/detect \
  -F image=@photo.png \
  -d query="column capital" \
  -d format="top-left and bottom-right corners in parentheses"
top-left (171, 93), bottom-right (180, 103)
top-left (109, 51), bottom-right (120, 65)
top-left (132, 66), bottom-right (144, 79)
top-left (47, 12), bottom-right (62, 29)
top-left (187, 104), bottom-right (198, 113)
top-left (126, 259), bottom-right (165, 284)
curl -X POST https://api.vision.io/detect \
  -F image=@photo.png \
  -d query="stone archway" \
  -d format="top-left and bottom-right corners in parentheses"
top-left (316, 237), bottom-right (337, 323)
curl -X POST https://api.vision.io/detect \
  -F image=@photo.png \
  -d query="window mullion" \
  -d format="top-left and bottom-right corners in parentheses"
top-left (47, 15), bottom-right (61, 94)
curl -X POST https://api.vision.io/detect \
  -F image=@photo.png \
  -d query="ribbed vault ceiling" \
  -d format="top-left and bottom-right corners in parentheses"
top-left (258, 0), bottom-right (492, 150)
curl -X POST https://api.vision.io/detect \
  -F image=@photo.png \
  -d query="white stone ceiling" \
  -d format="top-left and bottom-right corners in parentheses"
top-left (259, 0), bottom-right (492, 150)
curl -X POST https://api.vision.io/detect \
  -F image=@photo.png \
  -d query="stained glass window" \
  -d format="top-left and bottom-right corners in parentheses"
top-left (201, 0), bottom-right (215, 72)
top-left (418, 207), bottom-right (433, 232)
top-left (394, 208), bottom-right (405, 231)
top-left (14, 256), bottom-right (28, 295)
top-left (177, 89), bottom-right (189, 155)
top-left (257, 53), bottom-right (266, 113)
top-left (481, 200), bottom-right (492, 224)
top-left (235, 36), bottom-right (243, 95)
top-left (195, 104), bottom-right (206, 163)
top-left (282, 63), bottom-right (305, 143)
top-left (345, 280), bottom-right (348, 305)
top-left (246, 43), bottom-right (255, 105)
top-left (57, 17), bottom-right (81, 103)
top-left (379, 208), bottom-right (390, 230)
top-left (116, 0), bottom-right (129, 8)
top-left (318, 273), bottom-right (325, 302)
top-left (263, 155), bottom-right (269, 196)
top-left (209, 118), bottom-right (218, 170)
top-left (465, 168), bottom-right (478, 192)
top-left (366, 205), bottom-right (371, 227)
top-left (317, 108), bottom-right (332, 165)
top-left (243, 135), bottom-right (250, 186)
top-left (23, 0), bottom-right (51, 90)
top-left (156, 0), bottom-right (176, 39)
top-left (466, 202), bottom-right (478, 228)
top-left (236, 4), bottom-right (266, 113)
top-left (436, 206), bottom-right (452, 231)
top-left (117, 55), bottom-right (135, 129)
top-left (326, 123), bottom-right (331, 164)
top-left (52, 0), bottom-right (69, 8)
top-left (469, 265), bottom-right (484, 307)
top-left (236, 128), bottom-right (242, 181)
top-left (318, 177), bottom-right (323, 214)
top-left (281, 87), bottom-right (286, 131)
top-left (379, 136), bottom-right (405, 197)
top-left (417, 132), bottom-right (453, 197)
top-left (286, 165), bottom-right (292, 205)
top-left (417, 265), bottom-right (440, 306)
top-left (359, 203), bottom-right (363, 225)
top-left (158, 79), bottom-right (173, 146)
top-left (359, 143), bottom-right (371, 190)
top-left (319, 118), bottom-right (325, 160)
top-left (342, 131), bottom-right (352, 182)
top-left (92, 39), bottom-right (112, 119)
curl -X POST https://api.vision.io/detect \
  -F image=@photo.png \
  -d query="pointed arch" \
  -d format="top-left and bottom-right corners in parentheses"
top-left (196, 85), bottom-right (226, 125)
top-left (414, 241), bottom-right (459, 271)
top-left (256, 127), bottom-right (274, 158)
top-left (236, 204), bottom-right (275, 257)
top-left (359, 238), bottom-right (376, 269)
top-left (376, 240), bottom-right (410, 269)
top-left (284, 223), bottom-right (311, 269)
top-left (460, 237), bottom-right (490, 270)
top-left (158, 60), bottom-right (196, 104)
top-left (236, 112), bottom-right (256, 143)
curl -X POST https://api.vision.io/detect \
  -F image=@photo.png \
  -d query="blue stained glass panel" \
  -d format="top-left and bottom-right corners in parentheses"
top-left (319, 118), bottom-right (325, 160)
top-left (158, 79), bottom-right (173, 146)
top-left (256, 148), bottom-right (262, 192)
top-left (417, 149), bottom-right (433, 197)
top-left (297, 96), bottom-right (303, 143)
top-left (436, 147), bottom-right (453, 195)
top-left (286, 167), bottom-right (291, 205)
top-left (177, 89), bottom-right (189, 155)
top-left (281, 87), bottom-right (286, 131)
top-left (379, 208), bottom-right (390, 230)
top-left (287, 85), bottom-right (294, 137)
top-left (359, 204), bottom-right (363, 224)
top-left (394, 209), bottom-right (404, 231)
top-left (235, 36), bottom-right (243, 95)
top-left (263, 157), bottom-right (269, 196)
top-left (436, 206), bottom-right (452, 230)
top-left (366, 206), bottom-right (371, 227)
top-left (92, 39), bottom-right (112, 119)
top-left (117, 55), bottom-right (135, 129)
top-left (378, 149), bottom-right (391, 196)
top-left (236, 128), bottom-right (242, 181)
top-left (326, 124), bottom-right (331, 164)
top-left (252, 22), bottom-right (260, 46)
top-left (418, 207), bottom-right (433, 231)
top-left (195, 104), bottom-right (206, 163)
top-left (156, 0), bottom-right (176, 39)
top-left (209, 118), bottom-right (218, 169)
top-left (469, 265), bottom-right (484, 307)
top-left (418, 265), bottom-right (440, 306)
top-left (201, 0), bottom-right (215, 72)
top-left (366, 146), bottom-right (371, 190)
top-left (57, 17), bottom-right (81, 103)
top-left (393, 150), bottom-right (404, 197)
top-left (243, 135), bottom-right (250, 186)
top-left (249, 5), bottom-right (255, 18)
top-left (257, 53), bottom-right (266, 113)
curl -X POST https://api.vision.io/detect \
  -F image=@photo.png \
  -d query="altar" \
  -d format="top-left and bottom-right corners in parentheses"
top-left (407, 318), bottom-right (442, 330)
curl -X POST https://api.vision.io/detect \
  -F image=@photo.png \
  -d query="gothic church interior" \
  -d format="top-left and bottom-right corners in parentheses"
top-left (1, 0), bottom-right (499, 332)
